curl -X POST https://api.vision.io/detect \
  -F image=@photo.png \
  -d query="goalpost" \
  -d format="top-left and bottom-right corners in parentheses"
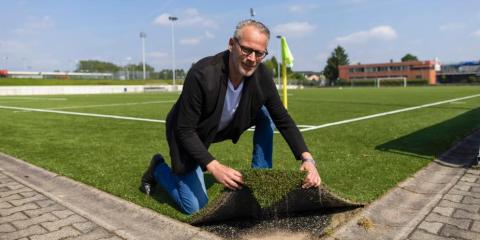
top-left (376, 77), bottom-right (407, 88)
top-left (349, 77), bottom-right (407, 88)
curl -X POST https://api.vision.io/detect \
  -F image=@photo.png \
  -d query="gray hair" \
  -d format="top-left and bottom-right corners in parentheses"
top-left (233, 19), bottom-right (270, 41)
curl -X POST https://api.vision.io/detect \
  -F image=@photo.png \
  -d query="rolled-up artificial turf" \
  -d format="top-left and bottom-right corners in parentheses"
top-left (189, 169), bottom-right (363, 224)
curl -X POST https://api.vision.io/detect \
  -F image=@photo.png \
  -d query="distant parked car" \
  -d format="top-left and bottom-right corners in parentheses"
top-left (0, 70), bottom-right (7, 78)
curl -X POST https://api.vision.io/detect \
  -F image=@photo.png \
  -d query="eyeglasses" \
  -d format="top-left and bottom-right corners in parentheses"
top-left (234, 38), bottom-right (268, 59)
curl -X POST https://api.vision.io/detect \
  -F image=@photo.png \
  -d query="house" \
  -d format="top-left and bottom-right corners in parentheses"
top-left (338, 60), bottom-right (440, 85)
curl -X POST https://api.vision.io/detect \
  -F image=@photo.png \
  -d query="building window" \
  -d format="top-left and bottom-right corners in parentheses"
top-left (378, 66), bottom-right (388, 72)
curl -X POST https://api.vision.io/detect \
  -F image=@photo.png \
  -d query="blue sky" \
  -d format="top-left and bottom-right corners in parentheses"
top-left (1, 0), bottom-right (479, 72)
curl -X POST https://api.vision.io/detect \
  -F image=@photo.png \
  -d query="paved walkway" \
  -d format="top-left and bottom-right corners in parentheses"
top-left (0, 171), bottom-right (122, 240)
top-left (0, 153), bottom-right (220, 240)
top-left (327, 129), bottom-right (480, 240)
top-left (1, 129), bottom-right (479, 240)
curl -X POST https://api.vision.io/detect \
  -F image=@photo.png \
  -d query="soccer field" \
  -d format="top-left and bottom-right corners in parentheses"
top-left (0, 86), bottom-right (479, 221)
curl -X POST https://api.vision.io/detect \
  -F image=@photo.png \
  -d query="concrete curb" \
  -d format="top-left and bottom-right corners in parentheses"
top-left (325, 129), bottom-right (480, 240)
top-left (0, 152), bottom-right (222, 240)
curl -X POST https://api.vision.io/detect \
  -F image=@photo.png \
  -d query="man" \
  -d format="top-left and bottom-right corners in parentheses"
top-left (140, 19), bottom-right (321, 215)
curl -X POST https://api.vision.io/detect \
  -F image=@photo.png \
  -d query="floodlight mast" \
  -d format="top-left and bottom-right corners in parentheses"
top-left (125, 56), bottom-right (132, 80)
top-left (276, 35), bottom-right (282, 86)
top-left (168, 16), bottom-right (178, 88)
top-left (140, 32), bottom-right (147, 80)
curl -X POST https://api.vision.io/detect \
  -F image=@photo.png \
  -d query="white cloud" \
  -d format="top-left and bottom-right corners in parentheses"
top-left (335, 25), bottom-right (397, 44)
top-left (178, 31), bottom-right (215, 46)
top-left (205, 31), bottom-right (215, 39)
top-left (152, 13), bottom-right (171, 26)
top-left (439, 23), bottom-right (465, 31)
top-left (473, 29), bottom-right (480, 37)
top-left (14, 16), bottom-right (55, 35)
top-left (273, 21), bottom-right (316, 37)
top-left (152, 8), bottom-right (218, 28)
top-left (180, 37), bottom-right (201, 45)
top-left (180, 8), bottom-right (217, 28)
top-left (288, 4), bottom-right (317, 13)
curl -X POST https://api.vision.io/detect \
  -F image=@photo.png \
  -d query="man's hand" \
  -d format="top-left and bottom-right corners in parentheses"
top-left (206, 160), bottom-right (243, 190)
top-left (300, 160), bottom-right (321, 189)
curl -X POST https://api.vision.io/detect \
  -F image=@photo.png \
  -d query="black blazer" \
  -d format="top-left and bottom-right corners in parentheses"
top-left (167, 51), bottom-right (309, 175)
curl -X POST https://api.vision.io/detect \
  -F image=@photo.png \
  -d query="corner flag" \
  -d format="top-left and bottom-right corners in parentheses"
top-left (280, 37), bottom-right (294, 67)
top-left (280, 37), bottom-right (293, 109)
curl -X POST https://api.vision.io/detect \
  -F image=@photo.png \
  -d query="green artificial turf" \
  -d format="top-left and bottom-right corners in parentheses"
top-left (187, 169), bottom-right (306, 223)
top-left (0, 86), bottom-right (478, 221)
top-left (241, 169), bottom-right (305, 208)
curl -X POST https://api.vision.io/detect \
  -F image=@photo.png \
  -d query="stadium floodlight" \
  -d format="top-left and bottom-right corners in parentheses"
top-left (276, 35), bottom-right (282, 86)
top-left (250, 8), bottom-right (255, 18)
top-left (168, 16), bottom-right (178, 88)
top-left (140, 32), bottom-right (147, 80)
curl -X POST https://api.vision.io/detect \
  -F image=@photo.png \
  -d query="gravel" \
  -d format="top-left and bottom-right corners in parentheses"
top-left (198, 210), bottom-right (333, 239)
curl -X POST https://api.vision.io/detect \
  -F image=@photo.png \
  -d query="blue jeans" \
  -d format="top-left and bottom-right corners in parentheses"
top-left (154, 106), bottom-right (274, 214)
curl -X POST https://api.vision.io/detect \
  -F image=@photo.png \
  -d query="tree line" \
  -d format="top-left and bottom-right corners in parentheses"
top-left (75, 60), bottom-right (185, 80)
top-left (76, 50), bottom-right (420, 83)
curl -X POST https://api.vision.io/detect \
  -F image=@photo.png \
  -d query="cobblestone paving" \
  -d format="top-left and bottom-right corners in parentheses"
top-left (0, 172), bottom-right (123, 240)
top-left (408, 168), bottom-right (480, 240)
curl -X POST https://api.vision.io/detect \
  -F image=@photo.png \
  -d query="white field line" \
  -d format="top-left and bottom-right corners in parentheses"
top-left (295, 124), bottom-right (317, 128)
top-left (0, 97), bottom-right (67, 101)
top-left (46, 100), bottom-right (176, 110)
top-left (13, 100), bottom-right (175, 113)
top-left (246, 124), bottom-right (316, 132)
top-left (299, 93), bottom-right (480, 133)
top-left (0, 105), bottom-right (165, 123)
top-left (0, 100), bottom-right (51, 105)
top-left (0, 94), bottom-right (478, 131)
top-left (248, 124), bottom-right (316, 129)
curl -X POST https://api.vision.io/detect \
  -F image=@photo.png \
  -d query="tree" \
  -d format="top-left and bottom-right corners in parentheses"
top-left (75, 60), bottom-right (120, 73)
top-left (401, 53), bottom-right (418, 62)
top-left (262, 56), bottom-right (279, 77)
top-left (125, 63), bottom-right (155, 72)
top-left (323, 46), bottom-right (350, 85)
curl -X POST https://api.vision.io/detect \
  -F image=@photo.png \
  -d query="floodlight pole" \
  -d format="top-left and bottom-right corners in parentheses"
top-left (276, 35), bottom-right (282, 88)
top-left (140, 32), bottom-right (147, 80)
top-left (169, 16), bottom-right (178, 88)
top-left (125, 57), bottom-right (132, 80)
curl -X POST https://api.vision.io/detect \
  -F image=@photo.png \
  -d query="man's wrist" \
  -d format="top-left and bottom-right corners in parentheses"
top-left (302, 157), bottom-right (316, 166)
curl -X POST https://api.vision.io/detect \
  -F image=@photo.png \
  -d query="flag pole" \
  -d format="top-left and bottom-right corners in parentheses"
top-left (279, 36), bottom-right (293, 109)
top-left (282, 61), bottom-right (288, 109)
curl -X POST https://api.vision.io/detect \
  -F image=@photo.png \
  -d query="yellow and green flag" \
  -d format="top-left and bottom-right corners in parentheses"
top-left (280, 36), bottom-right (294, 67)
